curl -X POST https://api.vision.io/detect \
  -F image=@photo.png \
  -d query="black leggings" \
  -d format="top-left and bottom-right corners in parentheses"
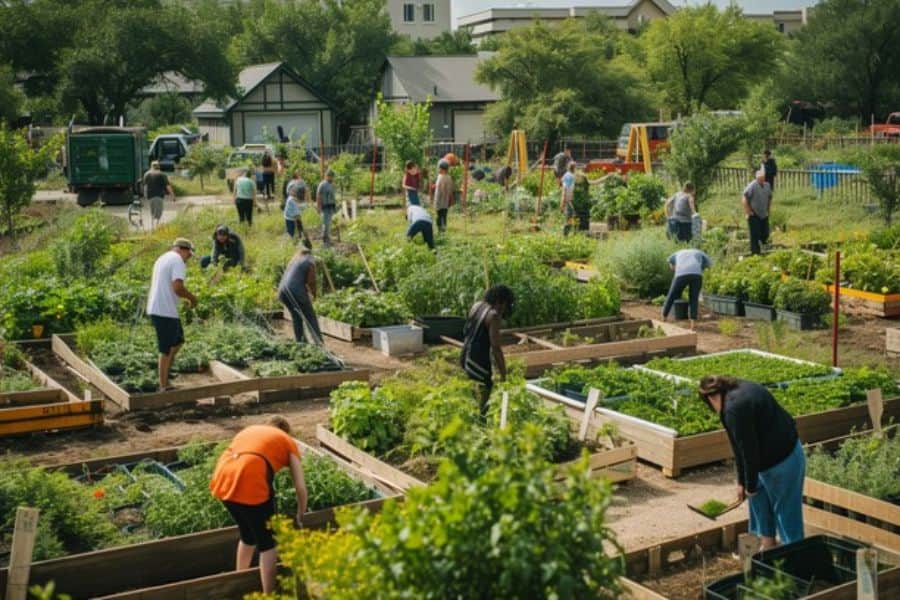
top-left (675, 221), bottom-right (692, 242)
top-left (748, 215), bottom-right (770, 255)
top-left (236, 197), bottom-right (254, 226)
top-left (279, 289), bottom-right (322, 343)
top-left (263, 172), bottom-right (275, 198)
top-left (437, 208), bottom-right (448, 232)
top-left (663, 274), bottom-right (703, 320)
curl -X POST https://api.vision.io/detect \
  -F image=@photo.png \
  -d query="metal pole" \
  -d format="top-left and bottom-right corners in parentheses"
top-left (832, 250), bottom-right (841, 367)
top-left (462, 144), bottom-right (470, 214)
top-left (536, 139), bottom-right (549, 217)
top-left (369, 143), bottom-right (377, 208)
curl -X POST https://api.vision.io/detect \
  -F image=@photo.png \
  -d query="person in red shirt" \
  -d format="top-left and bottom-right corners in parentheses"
top-left (209, 415), bottom-right (308, 593)
top-left (403, 161), bottom-right (421, 206)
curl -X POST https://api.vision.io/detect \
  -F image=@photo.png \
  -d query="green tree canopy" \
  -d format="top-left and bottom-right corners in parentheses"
top-left (232, 0), bottom-right (394, 126)
top-left (0, 126), bottom-right (59, 239)
top-left (0, 65), bottom-right (24, 126)
top-left (475, 14), bottom-right (655, 143)
top-left (373, 94), bottom-right (432, 172)
top-left (856, 145), bottom-right (900, 225)
top-left (778, 0), bottom-right (900, 121)
top-left (642, 4), bottom-right (783, 115)
top-left (392, 29), bottom-right (477, 56)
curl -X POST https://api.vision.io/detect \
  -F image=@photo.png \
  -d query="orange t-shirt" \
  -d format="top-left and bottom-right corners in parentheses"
top-left (209, 425), bottom-right (300, 505)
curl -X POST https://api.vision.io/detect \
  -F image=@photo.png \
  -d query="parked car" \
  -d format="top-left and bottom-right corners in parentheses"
top-left (871, 112), bottom-right (900, 138)
top-left (148, 130), bottom-right (203, 171)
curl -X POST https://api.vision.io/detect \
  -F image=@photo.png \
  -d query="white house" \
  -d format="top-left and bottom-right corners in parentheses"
top-left (373, 54), bottom-right (500, 143)
top-left (192, 62), bottom-right (336, 147)
top-left (388, 0), bottom-right (452, 40)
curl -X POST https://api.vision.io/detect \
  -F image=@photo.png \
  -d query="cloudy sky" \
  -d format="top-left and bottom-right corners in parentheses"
top-left (451, 1), bottom-right (820, 23)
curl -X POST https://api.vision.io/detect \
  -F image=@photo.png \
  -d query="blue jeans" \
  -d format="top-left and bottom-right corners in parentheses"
top-left (407, 219), bottom-right (434, 249)
top-left (662, 274), bottom-right (702, 320)
top-left (321, 205), bottom-right (335, 245)
top-left (748, 440), bottom-right (805, 543)
top-left (406, 189), bottom-right (420, 206)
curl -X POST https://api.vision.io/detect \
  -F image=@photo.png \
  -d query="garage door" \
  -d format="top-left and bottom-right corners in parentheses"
top-left (453, 111), bottom-right (486, 144)
top-left (244, 113), bottom-right (320, 146)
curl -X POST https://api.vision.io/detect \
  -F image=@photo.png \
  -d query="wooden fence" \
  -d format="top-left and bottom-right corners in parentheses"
top-left (707, 166), bottom-right (876, 204)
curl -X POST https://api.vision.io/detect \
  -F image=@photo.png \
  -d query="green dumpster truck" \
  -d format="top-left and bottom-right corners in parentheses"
top-left (64, 126), bottom-right (149, 206)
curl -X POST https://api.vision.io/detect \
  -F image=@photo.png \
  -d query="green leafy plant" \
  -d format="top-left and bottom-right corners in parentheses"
top-left (373, 94), bottom-right (432, 172)
top-left (330, 381), bottom-right (407, 455)
top-left (806, 427), bottom-right (900, 501)
top-left (645, 352), bottom-right (833, 385)
top-left (696, 499), bottom-right (729, 518)
top-left (773, 278), bottom-right (832, 314)
top-left (599, 229), bottom-right (679, 299)
top-left (50, 210), bottom-right (119, 280)
top-left (315, 288), bottom-right (411, 328)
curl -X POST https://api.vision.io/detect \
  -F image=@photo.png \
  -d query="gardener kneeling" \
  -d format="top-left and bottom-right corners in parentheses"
top-left (406, 203), bottom-right (435, 250)
top-left (698, 376), bottom-right (805, 549)
top-left (200, 225), bottom-right (246, 271)
top-left (210, 415), bottom-right (308, 594)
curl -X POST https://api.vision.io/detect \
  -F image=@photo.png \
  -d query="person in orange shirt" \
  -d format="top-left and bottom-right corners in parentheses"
top-left (209, 415), bottom-right (308, 593)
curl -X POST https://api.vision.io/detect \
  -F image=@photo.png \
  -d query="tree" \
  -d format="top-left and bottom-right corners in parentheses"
top-left (130, 93), bottom-right (195, 131)
top-left (642, 4), bottom-right (783, 115)
top-left (232, 0), bottom-right (394, 127)
top-left (0, 126), bottom-right (58, 239)
top-left (180, 143), bottom-right (226, 191)
top-left (779, 0), bottom-right (900, 121)
top-left (391, 29), bottom-right (476, 56)
top-left (55, 1), bottom-right (235, 125)
top-left (737, 84), bottom-right (781, 171)
top-left (0, 65), bottom-right (23, 126)
top-left (475, 14), bottom-right (655, 143)
top-left (857, 145), bottom-right (900, 225)
top-left (664, 112), bottom-right (746, 204)
top-left (373, 94), bottom-right (432, 172)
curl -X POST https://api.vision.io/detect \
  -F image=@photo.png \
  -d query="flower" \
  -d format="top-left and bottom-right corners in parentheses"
top-left (93, 488), bottom-right (106, 499)
top-left (882, 287), bottom-right (889, 294)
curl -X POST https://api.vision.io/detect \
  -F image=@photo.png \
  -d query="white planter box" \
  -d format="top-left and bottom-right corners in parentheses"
top-left (372, 325), bottom-right (423, 357)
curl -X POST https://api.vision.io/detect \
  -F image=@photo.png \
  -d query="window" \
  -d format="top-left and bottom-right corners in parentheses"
top-left (403, 3), bottom-right (414, 23)
top-left (777, 22), bottom-right (785, 33)
top-left (423, 3), bottom-right (435, 23)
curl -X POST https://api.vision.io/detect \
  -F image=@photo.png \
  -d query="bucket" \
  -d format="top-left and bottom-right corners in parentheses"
top-left (673, 299), bottom-right (690, 320)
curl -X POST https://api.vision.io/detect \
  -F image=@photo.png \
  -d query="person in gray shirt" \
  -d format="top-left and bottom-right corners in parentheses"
top-left (278, 247), bottom-right (321, 344)
top-left (742, 170), bottom-right (773, 255)
top-left (316, 170), bottom-right (336, 246)
top-left (662, 248), bottom-right (712, 330)
top-left (665, 182), bottom-right (697, 242)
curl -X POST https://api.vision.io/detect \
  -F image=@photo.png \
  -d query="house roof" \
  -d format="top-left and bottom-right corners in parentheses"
top-left (193, 62), bottom-right (336, 117)
top-left (140, 72), bottom-right (205, 96)
top-left (458, 0), bottom-right (676, 24)
top-left (384, 55), bottom-right (499, 104)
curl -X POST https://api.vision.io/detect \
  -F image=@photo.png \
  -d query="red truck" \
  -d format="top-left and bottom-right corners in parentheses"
top-left (871, 112), bottom-right (900, 137)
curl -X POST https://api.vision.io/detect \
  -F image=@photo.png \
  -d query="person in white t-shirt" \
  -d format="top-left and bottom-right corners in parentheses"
top-left (406, 204), bottom-right (434, 250)
top-left (560, 162), bottom-right (577, 236)
top-left (147, 238), bottom-right (198, 390)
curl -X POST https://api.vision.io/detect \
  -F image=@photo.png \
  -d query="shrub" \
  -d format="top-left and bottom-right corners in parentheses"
top-left (773, 278), bottom-right (831, 314)
top-left (869, 224), bottom-right (900, 250)
top-left (51, 210), bottom-right (119, 279)
top-left (601, 229), bottom-right (679, 299)
top-left (330, 382), bottom-right (406, 456)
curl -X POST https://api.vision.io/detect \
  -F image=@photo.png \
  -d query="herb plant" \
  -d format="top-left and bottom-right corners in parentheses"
top-left (806, 428), bottom-right (900, 501)
top-left (645, 352), bottom-right (833, 385)
top-left (315, 288), bottom-right (411, 328)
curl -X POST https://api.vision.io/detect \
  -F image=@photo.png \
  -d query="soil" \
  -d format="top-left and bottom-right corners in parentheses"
top-left (637, 550), bottom-right (741, 599)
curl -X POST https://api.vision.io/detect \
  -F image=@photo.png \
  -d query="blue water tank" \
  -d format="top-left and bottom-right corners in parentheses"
top-left (811, 162), bottom-right (860, 191)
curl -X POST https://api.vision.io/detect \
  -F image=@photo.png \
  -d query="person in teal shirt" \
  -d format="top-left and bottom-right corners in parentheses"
top-left (234, 169), bottom-right (257, 227)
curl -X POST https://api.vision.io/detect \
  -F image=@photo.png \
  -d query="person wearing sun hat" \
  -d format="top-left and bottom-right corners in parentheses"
top-left (698, 375), bottom-right (805, 549)
top-left (147, 238), bottom-right (198, 391)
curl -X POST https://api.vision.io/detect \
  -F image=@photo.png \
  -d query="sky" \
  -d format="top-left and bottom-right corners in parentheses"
top-left (451, 1), bottom-right (820, 23)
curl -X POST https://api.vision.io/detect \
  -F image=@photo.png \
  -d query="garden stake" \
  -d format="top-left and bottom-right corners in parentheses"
top-left (832, 250), bottom-right (840, 367)
top-left (578, 388), bottom-right (601, 442)
top-left (738, 533), bottom-right (759, 578)
top-left (499, 392), bottom-right (509, 429)
top-left (357, 244), bottom-right (380, 293)
top-left (866, 389), bottom-right (884, 432)
top-left (856, 548), bottom-right (878, 599)
top-left (536, 138), bottom-right (548, 217)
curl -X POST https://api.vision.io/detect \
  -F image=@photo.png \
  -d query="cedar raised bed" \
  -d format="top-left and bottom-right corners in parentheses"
top-left (51, 334), bottom-right (369, 411)
top-left (0, 354), bottom-right (102, 437)
top-left (887, 327), bottom-right (900, 357)
top-left (0, 442), bottom-right (398, 599)
top-left (316, 408), bottom-right (639, 493)
top-left (827, 284), bottom-right (900, 318)
top-left (444, 317), bottom-right (697, 378)
top-left (283, 308), bottom-right (374, 342)
top-left (802, 426), bottom-right (900, 555)
top-left (528, 380), bottom-right (900, 478)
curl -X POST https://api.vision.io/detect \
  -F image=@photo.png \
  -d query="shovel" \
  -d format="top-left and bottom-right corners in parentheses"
top-left (687, 497), bottom-right (744, 521)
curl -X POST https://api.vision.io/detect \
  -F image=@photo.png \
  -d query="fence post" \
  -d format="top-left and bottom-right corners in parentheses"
top-left (537, 139), bottom-right (549, 217)
top-left (833, 250), bottom-right (841, 367)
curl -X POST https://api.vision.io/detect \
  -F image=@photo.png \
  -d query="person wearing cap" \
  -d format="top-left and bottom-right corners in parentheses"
top-left (698, 375), bottom-right (805, 548)
top-left (201, 225), bottom-right (246, 271)
top-left (742, 169), bottom-right (773, 255)
top-left (209, 414), bottom-right (308, 594)
top-left (143, 160), bottom-right (174, 229)
top-left (147, 239), bottom-right (198, 390)
top-left (316, 169), bottom-right (337, 246)
top-left (234, 168), bottom-right (257, 227)
top-left (433, 159), bottom-right (454, 233)
top-left (278, 247), bottom-right (321, 343)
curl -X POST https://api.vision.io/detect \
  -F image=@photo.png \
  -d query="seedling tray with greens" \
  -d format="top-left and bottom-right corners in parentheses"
top-left (638, 349), bottom-right (840, 388)
top-left (528, 361), bottom-right (900, 477)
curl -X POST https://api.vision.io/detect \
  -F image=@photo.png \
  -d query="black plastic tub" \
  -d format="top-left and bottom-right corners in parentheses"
top-left (704, 294), bottom-right (745, 317)
top-left (744, 302), bottom-right (776, 321)
top-left (413, 315), bottom-right (466, 344)
top-left (775, 309), bottom-right (821, 330)
top-left (673, 299), bottom-right (690, 320)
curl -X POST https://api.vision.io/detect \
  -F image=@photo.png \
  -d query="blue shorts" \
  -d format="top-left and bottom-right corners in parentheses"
top-left (748, 440), bottom-right (805, 543)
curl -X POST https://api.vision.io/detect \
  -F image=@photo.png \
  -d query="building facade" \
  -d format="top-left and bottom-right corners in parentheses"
top-left (373, 55), bottom-right (499, 144)
top-left (388, 0), bottom-right (452, 40)
top-left (193, 63), bottom-right (335, 147)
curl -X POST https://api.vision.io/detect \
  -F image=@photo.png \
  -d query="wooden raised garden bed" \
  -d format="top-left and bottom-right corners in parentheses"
top-left (887, 327), bottom-right (900, 357)
top-left (802, 425), bottom-right (900, 555)
top-left (827, 284), bottom-right (900, 318)
top-left (0, 355), bottom-right (102, 437)
top-left (317, 410), bottom-right (638, 493)
top-left (51, 334), bottom-right (369, 411)
top-left (444, 317), bottom-right (696, 378)
top-left (283, 308), bottom-right (376, 342)
top-left (0, 442), bottom-right (397, 599)
top-left (529, 365), bottom-right (900, 478)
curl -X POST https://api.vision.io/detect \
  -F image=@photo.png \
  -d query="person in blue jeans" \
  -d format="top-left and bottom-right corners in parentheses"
top-left (699, 376), bottom-right (805, 549)
top-left (406, 203), bottom-right (435, 250)
top-left (662, 248), bottom-right (711, 330)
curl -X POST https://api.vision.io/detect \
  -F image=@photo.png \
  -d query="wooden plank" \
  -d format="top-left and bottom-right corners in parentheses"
top-left (805, 478), bottom-right (900, 529)
top-left (520, 331), bottom-right (697, 368)
top-left (96, 569), bottom-right (259, 600)
top-left (0, 389), bottom-right (62, 407)
top-left (887, 328), bottom-right (900, 355)
top-left (619, 578), bottom-right (667, 600)
top-left (316, 424), bottom-right (426, 492)
top-left (803, 504), bottom-right (900, 554)
top-left (804, 565), bottom-right (900, 600)
top-left (0, 400), bottom-right (101, 424)
top-left (25, 360), bottom-right (81, 403)
top-left (0, 409), bottom-right (102, 437)
top-left (52, 334), bottom-right (130, 409)
top-left (623, 520), bottom-right (750, 578)
top-left (207, 360), bottom-right (255, 403)
top-left (5, 507), bottom-right (39, 600)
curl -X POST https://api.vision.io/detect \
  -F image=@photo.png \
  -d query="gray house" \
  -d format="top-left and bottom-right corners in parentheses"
top-left (373, 55), bottom-right (500, 143)
top-left (193, 62), bottom-right (336, 147)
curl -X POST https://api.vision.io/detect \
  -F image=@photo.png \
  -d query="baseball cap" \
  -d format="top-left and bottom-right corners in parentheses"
top-left (173, 238), bottom-right (195, 252)
top-left (215, 225), bottom-right (230, 236)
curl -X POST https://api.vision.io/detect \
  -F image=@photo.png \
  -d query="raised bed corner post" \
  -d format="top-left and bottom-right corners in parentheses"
top-left (833, 250), bottom-right (841, 367)
top-left (537, 139), bottom-right (549, 217)
top-left (369, 142), bottom-right (378, 208)
top-left (6, 507), bottom-right (39, 600)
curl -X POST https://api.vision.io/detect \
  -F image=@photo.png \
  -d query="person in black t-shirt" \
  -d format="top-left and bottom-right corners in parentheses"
top-left (698, 375), bottom-right (805, 548)
top-left (143, 161), bottom-right (174, 229)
